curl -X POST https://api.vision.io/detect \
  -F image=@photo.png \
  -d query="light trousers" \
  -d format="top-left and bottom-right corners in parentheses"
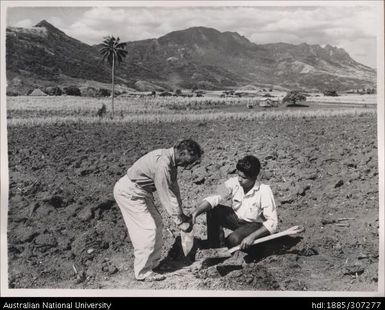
top-left (113, 175), bottom-right (163, 280)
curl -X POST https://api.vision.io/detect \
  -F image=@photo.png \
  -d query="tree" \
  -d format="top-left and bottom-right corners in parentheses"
top-left (323, 90), bottom-right (338, 97)
top-left (99, 35), bottom-right (128, 118)
top-left (282, 90), bottom-right (306, 105)
top-left (44, 86), bottom-right (62, 96)
top-left (63, 86), bottom-right (81, 96)
top-left (96, 88), bottom-right (111, 97)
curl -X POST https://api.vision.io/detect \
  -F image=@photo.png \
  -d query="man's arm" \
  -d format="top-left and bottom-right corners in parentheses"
top-left (192, 179), bottom-right (234, 223)
top-left (192, 200), bottom-right (211, 224)
top-left (154, 163), bottom-right (187, 227)
top-left (239, 225), bottom-right (270, 250)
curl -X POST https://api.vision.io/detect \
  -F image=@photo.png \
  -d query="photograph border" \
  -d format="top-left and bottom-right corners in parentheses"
top-left (1, 0), bottom-right (384, 297)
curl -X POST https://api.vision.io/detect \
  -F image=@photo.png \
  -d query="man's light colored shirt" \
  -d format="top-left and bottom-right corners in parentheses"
top-left (204, 177), bottom-right (278, 233)
top-left (126, 147), bottom-right (183, 223)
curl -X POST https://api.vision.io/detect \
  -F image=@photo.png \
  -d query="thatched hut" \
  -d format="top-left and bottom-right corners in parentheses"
top-left (29, 88), bottom-right (47, 96)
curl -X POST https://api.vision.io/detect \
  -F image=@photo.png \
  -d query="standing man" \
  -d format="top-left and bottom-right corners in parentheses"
top-left (114, 139), bottom-right (203, 281)
top-left (192, 155), bottom-right (278, 251)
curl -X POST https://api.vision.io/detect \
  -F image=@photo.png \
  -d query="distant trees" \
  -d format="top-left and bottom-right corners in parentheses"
top-left (44, 86), bottom-right (62, 96)
top-left (63, 86), bottom-right (81, 96)
top-left (96, 88), bottom-right (111, 97)
top-left (6, 91), bottom-right (19, 96)
top-left (99, 35), bottom-right (128, 119)
top-left (282, 90), bottom-right (307, 105)
top-left (323, 90), bottom-right (339, 96)
top-left (354, 88), bottom-right (376, 94)
top-left (366, 88), bottom-right (376, 94)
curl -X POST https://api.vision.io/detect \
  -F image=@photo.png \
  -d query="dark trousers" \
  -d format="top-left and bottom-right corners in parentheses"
top-left (207, 205), bottom-right (262, 248)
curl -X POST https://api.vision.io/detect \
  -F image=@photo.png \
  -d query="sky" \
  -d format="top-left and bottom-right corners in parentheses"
top-left (5, 3), bottom-right (379, 68)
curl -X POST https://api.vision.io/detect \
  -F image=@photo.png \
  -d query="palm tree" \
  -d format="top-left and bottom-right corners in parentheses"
top-left (99, 35), bottom-right (128, 119)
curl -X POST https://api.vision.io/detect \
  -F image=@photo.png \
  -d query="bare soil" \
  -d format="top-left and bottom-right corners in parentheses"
top-left (7, 114), bottom-right (379, 291)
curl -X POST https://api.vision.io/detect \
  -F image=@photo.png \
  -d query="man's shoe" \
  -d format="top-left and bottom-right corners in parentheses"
top-left (137, 272), bottom-right (166, 282)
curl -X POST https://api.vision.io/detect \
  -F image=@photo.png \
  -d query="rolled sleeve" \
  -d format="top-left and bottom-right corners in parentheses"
top-left (203, 195), bottom-right (222, 208)
top-left (154, 163), bottom-right (183, 223)
top-left (203, 179), bottom-right (233, 208)
top-left (261, 186), bottom-right (278, 234)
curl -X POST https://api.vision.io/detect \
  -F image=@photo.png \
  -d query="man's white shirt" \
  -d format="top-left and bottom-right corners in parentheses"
top-left (204, 177), bottom-right (278, 233)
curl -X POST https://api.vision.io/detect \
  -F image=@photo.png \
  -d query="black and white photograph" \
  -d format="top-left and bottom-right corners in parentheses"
top-left (1, 1), bottom-right (384, 297)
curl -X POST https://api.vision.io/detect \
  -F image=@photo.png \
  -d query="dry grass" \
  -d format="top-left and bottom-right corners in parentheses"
top-left (7, 95), bottom-right (252, 113)
top-left (7, 108), bottom-right (376, 127)
top-left (307, 94), bottom-right (377, 104)
top-left (6, 95), bottom-right (377, 127)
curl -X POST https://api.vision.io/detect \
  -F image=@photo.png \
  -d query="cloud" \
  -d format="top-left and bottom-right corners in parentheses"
top-left (14, 18), bottom-right (33, 28)
top-left (338, 37), bottom-right (377, 68)
top-left (6, 5), bottom-right (378, 67)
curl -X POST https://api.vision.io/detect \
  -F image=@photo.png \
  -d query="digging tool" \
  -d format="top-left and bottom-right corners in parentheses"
top-left (198, 225), bottom-right (305, 259)
top-left (181, 229), bottom-right (194, 256)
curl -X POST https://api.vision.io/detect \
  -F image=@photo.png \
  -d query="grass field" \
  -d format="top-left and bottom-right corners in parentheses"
top-left (6, 95), bottom-right (377, 126)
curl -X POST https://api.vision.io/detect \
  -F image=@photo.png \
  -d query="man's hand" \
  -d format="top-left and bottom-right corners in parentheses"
top-left (178, 221), bottom-right (193, 232)
top-left (176, 213), bottom-right (193, 232)
top-left (180, 213), bottom-right (191, 223)
top-left (191, 200), bottom-right (211, 224)
top-left (240, 235), bottom-right (255, 250)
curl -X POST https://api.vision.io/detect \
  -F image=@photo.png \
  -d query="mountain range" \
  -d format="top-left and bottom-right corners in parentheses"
top-left (6, 20), bottom-right (376, 94)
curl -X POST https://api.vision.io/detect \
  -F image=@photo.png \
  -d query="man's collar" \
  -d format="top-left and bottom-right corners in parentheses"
top-left (241, 180), bottom-right (261, 196)
top-left (252, 180), bottom-right (261, 192)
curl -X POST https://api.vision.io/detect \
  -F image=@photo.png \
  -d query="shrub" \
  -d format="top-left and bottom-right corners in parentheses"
top-left (6, 91), bottom-right (19, 96)
top-left (323, 90), bottom-right (339, 97)
top-left (366, 88), bottom-right (376, 94)
top-left (81, 87), bottom-right (98, 97)
top-left (282, 90), bottom-right (307, 105)
top-left (44, 86), bottom-right (62, 96)
top-left (63, 86), bottom-right (81, 96)
top-left (96, 88), bottom-right (111, 97)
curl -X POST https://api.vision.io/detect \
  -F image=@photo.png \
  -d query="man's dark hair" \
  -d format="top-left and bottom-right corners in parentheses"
top-left (175, 139), bottom-right (204, 157)
top-left (236, 155), bottom-right (261, 178)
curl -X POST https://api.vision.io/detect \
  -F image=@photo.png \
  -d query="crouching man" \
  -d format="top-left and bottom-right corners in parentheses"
top-left (192, 155), bottom-right (278, 250)
top-left (114, 139), bottom-right (203, 281)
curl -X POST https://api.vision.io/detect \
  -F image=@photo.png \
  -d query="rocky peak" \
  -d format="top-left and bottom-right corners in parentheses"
top-left (35, 20), bottom-right (65, 35)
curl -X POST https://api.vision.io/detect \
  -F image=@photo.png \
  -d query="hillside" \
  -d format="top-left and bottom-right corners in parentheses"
top-left (6, 21), bottom-right (376, 94)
